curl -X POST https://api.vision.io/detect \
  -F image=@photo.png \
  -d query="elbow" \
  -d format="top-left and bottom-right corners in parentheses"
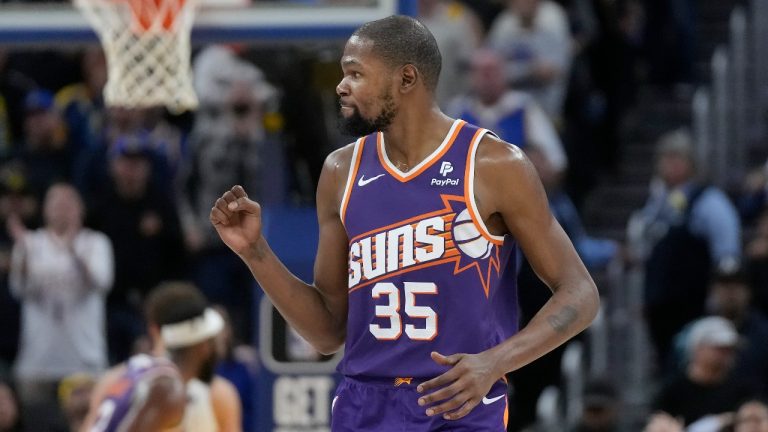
top-left (584, 281), bottom-right (601, 326)
top-left (313, 332), bottom-right (346, 356)
top-left (314, 341), bottom-right (344, 356)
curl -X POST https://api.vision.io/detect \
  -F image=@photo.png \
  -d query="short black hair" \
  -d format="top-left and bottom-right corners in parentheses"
top-left (352, 15), bottom-right (442, 92)
top-left (145, 281), bottom-right (208, 326)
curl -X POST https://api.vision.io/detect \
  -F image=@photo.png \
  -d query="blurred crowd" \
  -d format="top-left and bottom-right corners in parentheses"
top-left (0, 0), bottom-right (766, 431)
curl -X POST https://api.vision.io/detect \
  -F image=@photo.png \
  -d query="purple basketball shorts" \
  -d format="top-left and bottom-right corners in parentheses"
top-left (331, 376), bottom-right (509, 431)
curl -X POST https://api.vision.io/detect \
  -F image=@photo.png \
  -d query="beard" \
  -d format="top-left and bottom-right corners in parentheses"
top-left (338, 90), bottom-right (397, 137)
top-left (197, 354), bottom-right (216, 383)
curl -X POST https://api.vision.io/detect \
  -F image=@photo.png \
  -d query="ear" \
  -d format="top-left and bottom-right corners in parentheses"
top-left (399, 64), bottom-right (419, 94)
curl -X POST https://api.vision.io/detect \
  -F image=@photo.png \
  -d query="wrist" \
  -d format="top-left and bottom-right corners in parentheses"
top-left (484, 346), bottom-right (508, 379)
top-left (240, 237), bottom-right (268, 262)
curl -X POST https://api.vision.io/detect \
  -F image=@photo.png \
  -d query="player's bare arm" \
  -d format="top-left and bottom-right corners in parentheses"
top-left (417, 134), bottom-right (600, 420)
top-left (210, 145), bottom-right (354, 354)
top-left (211, 377), bottom-right (243, 432)
top-left (81, 366), bottom-right (126, 431)
top-left (81, 367), bottom-right (185, 432)
top-left (123, 373), bottom-right (186, 432)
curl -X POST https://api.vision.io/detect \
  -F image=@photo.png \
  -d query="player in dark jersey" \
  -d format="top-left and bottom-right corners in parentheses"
top-left (81, 354), bottom-right (185, 432)
top-left (211, 15), bottom-right (600, 431)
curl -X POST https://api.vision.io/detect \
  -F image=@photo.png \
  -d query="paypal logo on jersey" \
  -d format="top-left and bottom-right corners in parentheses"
top-left (439, 161), bottom-right (454, 177)
top-left (432, 161), bottom-right (459, 186)
top-left (431, 178), bottom-right (460, 186)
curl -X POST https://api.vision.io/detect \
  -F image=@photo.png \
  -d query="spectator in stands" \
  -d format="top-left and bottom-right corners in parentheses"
top-left (528, 145), bottom-right (619, 269)
top-left (570, 378), bottom-right (621, 432)
top-left (9, 183), bottom-right (113, 431)
top-left (0, 51), bottom-right (9, 156)
top-left (643, 0), bottom-right (696, 88)
top-left (75, 105), bottom-right (183, 205)
top-left (655, 316), bottom-right (756, 426)
top-left (0, 49), bottom-right (36, 150)
top-left (643, 411), bottom-right (735, 432)
top-left (88, 133), bottom-right (185, 363)
top-left (735, 399), bottom-right (768, 432)
top-left (746, 210), bottom-right (768, 315)
top-left (0, 379), bottom-right (20, 432)
top-left (487, 0), bottom-right (572, 121)
top-left (55, 47), bottom-right (107, 157)
top-left (0, 50), bottom-right (9, 150)
top-left (644, 398), bottom-right (768, 432)
top-left (448, 48), bottom-right (568, 175)
top-left (629, 128), bottom-right (741, 367)
top-left (16, 89), bottom-right (73, 199)
top-left (57, 373), bottom-right (95, 432)
top-left (705, 264), bottom-right (768, 396)
top-left (509, 144), bottom-right (618, 429)
top-left (417, 0), bottom-right (482, 109)
top-left (739, 160), bottom-right (768, 222)
top-left (560, 0), bottom-right (642, 204)
top-left (643, 412), bottom-right (684, 432)
top-left (0, 163), bottom-right (38, 374)
top-left (181, 45), bottom-right (285, 343)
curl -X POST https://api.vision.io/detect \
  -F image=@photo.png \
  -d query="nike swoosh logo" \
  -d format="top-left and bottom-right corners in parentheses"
top-left (332, 396), bottom-right (339, 412)
top-left (358, 174), bottom-right (385, 187)
top-left (482, 394), bottom-right (505, 405)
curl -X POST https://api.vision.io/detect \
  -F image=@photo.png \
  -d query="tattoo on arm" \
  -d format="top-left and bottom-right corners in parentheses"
top-left (547, 306), bottom-right (578, 334)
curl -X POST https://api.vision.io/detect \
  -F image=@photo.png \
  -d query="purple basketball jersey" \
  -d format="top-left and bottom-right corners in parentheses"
top-left (89, 354), bottom-right (178, 432)
top-left (339, 119), bottom-right (519, 381)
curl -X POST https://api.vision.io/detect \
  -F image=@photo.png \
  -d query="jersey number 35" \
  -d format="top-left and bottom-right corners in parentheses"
top-left (370, 282), bottom-right (437, 341)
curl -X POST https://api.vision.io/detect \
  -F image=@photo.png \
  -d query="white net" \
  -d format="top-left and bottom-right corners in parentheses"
top-left (74, 0), bottom-right (199, 112)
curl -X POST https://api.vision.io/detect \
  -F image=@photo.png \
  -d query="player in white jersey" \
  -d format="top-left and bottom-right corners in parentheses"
top-left (84, 282), bottom-right (242, 432)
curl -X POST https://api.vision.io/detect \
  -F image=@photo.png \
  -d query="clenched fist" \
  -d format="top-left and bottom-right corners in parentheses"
top-left (210, 185), bottom-right (263, 258)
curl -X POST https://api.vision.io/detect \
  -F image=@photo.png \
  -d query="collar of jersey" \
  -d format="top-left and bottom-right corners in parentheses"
top-left (377, 119), bottom-right (465, 182)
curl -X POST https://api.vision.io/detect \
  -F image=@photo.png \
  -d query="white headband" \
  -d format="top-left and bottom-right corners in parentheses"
top-left (161, 308), bottom-right (225, 349)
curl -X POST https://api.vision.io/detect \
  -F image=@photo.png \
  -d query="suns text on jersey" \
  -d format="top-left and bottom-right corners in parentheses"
top-left (348, 215), bottom-right (454, 290)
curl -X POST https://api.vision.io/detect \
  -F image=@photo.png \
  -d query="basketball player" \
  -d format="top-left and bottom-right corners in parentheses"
top-left (211, 15), bottom-right (599, 431)
top-left (83, 283), bottom-right (242, 432)
top-left (80, 354), bottom-right (186, 432)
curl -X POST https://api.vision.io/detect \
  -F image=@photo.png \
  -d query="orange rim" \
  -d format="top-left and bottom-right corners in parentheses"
top-left (126, 0), bottom-right (185, 32)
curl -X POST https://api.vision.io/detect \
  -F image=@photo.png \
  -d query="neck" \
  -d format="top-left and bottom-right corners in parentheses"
top-left (381, 101), bottom-right (454, 170)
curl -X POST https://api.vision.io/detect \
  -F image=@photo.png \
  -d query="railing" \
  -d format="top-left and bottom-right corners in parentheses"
top-left (536, 386), bottom-right (564, 431)
top-left (712, 45), bottom-right (729, 184)
top-left (532, 269), bottom-right (622, 429)
top-left (588, 306), bottom-right (608, 376)
top-left (692, 5), bottom-right (761, 187)
top-left (533, 252), bottom-right (629, 429)
top-left (562, 341), bottom-right (585, 428)
top-left (752, 0), bottom-right (768, 140)
top-left (730, 7), bottom-right (747, 175)
top-left (692, 87), bottom-right (711, 173)
top-left (534, 341), bottom-right (586, 430)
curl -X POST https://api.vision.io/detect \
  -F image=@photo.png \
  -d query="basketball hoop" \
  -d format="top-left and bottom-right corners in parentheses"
top-left (74, 0), bottom-right (199, 112)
